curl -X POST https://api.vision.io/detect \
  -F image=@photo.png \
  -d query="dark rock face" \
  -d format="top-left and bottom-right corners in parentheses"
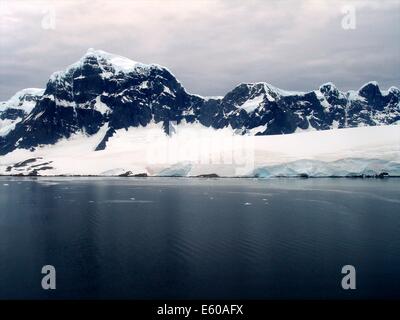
top-left (196, 173), bottom-right (219, 178)
top-left (0, 109), bottom-right (26, 121)
top-left (4, 157), bottom-right (53, 175)
top-left (0, 50), bottom-right (399, 156)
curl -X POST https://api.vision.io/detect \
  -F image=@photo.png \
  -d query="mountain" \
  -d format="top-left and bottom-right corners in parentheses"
top-left (0, 88), bottom-right (44, 137)
top-left (0, 49), bottom-right (399, 157)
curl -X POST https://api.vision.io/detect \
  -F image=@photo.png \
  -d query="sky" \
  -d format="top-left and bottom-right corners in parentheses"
top-left (0, 0), bottom-right (399, 100)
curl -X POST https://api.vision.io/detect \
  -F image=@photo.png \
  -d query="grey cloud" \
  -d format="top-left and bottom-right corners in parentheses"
top-left (0, 0), bottom-right (399, 100)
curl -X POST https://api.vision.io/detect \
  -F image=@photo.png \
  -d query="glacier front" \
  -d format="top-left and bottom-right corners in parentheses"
top-left (0, 123), bottom-right (399, 177)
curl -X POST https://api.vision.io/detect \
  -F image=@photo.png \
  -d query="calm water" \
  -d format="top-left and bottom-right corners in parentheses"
top-left (0, 177), bottom-right (399, 299)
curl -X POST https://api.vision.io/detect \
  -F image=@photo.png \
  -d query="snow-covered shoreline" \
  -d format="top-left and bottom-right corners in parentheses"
top-left (0, 123), bottom-right (399, 178)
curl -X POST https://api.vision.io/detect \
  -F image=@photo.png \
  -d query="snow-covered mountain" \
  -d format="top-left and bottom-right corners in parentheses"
top-left (0, 49), bottom-right (399, 177)
top-left (0, 88), bottom-right (44, 137)
top-left (0, 49), bottom-right (399, 157)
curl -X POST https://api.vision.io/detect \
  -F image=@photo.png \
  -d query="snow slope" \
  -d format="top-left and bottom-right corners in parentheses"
top-left (0, 88), bottom-right (44, 113)
top-left (0, 88), bottom-right (44, 136)
top-left (0, 123), bottom-right (399, 177)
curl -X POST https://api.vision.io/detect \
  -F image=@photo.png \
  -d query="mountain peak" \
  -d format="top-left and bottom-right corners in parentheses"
top-left (83, 48), bottom-right (140, 73)
top-left (359, 81), bottom-right (380, 91)
top-left (236, 82), bottom-right (305, 98)
top-left (49, 49), bottom-right (163, 83)
top-left (319, 82), bottom-right (337, 90)
top-left (388, 86), bottom-right (400, 95)
top-left (0, 88), bottom-right (44, 112)
top-left (319, 82), bottom-right (342, 100)
top-left (358, 81), bottom-right (382, 98)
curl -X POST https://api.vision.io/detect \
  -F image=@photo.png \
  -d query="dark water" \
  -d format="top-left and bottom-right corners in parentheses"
top-left (0, 177), bottom-right (399, 299)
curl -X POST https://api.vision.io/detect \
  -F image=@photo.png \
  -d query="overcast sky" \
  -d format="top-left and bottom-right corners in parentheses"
top-left (0, 0), bottom-right (399, 100)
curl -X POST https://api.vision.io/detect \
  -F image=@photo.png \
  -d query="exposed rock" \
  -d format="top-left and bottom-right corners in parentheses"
top-left (196, 173), bottom-right (220, 178)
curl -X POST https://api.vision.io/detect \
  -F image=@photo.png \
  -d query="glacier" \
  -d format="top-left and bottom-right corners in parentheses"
top-left (0, 123), bottom-right (399, 177)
